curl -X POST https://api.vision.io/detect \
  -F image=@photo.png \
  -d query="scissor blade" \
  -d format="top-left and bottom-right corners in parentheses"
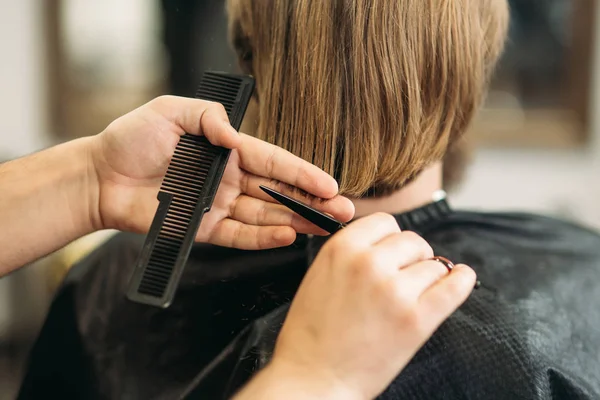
top-left (259, 185), bottom-right (344, 234)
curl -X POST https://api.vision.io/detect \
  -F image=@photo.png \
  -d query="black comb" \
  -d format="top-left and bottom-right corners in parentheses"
top-left (126, 71), bottom-right (255, 308)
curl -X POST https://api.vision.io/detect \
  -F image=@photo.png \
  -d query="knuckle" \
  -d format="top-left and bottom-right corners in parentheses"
top-left (401, 231), bottom-right (433, 259)
top-left (330, 238), bottom-right (351, 257)
top-left (258, 229), bottom-right (272, 250)
top-left (230, 223), bottom-right (243, 248)
top-left (322, 236), bottom-right (345, 257)
top-left (149, 95), bottom-right (173, 108)
top-left (296, 167), bottom-right (314, 192)
top-left (321, 240), bottom-right (351, 268)
top-left (324, 235), bottom-right (342, 251)
top-left (265, 148), bottom-right (277, 177)
top-left (391, 283), bottom-right (415, 310)
top-left (201, 99), bottom-right (218, 107)
top-left (210, 101), bottom-right (227, 115)
top-left (228, 198), bottom-right (238, 218)
top-left (356, 251), bottom-right (379, 270)
top-left (377, 276), bottom-right (401, 300)
top-left (428, 260), bottom-right (450, 280)
top-left (257, 202), bottom-right (268, 224)
top-left (240, 172), bottom-right (250, 193)
top-left (421, 242), bottom-right (434, 259)
top-left (394, 300), bottom-right (431, 337)
top-left (397, 304), bottom-right (421, 330)
top-left (399, 230), bottom-right (422, 244)
top-left (372, 212), bottom-right (399, 227)
top-left (340, 250), bottom-right (379, 280)
top-left (384, 214), bottom-right (401, 232)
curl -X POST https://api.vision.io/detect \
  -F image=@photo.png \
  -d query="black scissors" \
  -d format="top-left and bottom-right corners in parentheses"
top-left (260, 185), bottom-right (481, 290)
top-left (259, 185), bottom-right (346, 234)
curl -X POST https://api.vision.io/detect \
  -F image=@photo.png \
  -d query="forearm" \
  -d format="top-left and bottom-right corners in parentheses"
top-left (0, 137), bottom-right (98, 276)
top-left (233, 360), bottom-right (362, 400)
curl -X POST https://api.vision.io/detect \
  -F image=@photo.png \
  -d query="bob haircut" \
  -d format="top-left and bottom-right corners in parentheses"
top-left (227, 0), bottom-right (510, 197)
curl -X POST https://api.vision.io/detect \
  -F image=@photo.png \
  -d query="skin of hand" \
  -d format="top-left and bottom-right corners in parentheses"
top-left (0, 95), bottom-right (354, 276)
top-left (234, 213), bottom-right (477, 400)
top-left (89, 95), bottom-right (355, 249)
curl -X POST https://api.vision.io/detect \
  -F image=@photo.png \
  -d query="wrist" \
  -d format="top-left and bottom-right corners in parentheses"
top-left (66, 136), bottom-right (102, 235)
top-left (235, 358), bottom-right (364, 400)
top-left (81, 135), bottom-right (103, 231)
top-left (50, 135), bottom-right (101, 235)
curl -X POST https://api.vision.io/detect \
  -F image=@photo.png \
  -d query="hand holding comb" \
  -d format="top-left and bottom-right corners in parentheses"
top-left (126, 72), bottom-right (255, 308)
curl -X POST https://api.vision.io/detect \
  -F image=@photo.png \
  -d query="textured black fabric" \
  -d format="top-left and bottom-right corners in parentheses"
top-left (18, 200), bottom-right (600, 399)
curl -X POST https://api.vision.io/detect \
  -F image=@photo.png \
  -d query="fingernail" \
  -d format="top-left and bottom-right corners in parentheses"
top-left (274, 229), bottom-right (295, 243)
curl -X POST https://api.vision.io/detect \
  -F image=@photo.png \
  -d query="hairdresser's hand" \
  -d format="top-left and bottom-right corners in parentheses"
top-left (89, 95), bottom-right (354, 249)
top-left (235, 213), bottom-right (476, 400)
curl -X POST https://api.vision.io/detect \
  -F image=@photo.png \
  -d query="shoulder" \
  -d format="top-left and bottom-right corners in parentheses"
top-left (427, 208), bottom-right (600, 303)
top-left (432, 208), bottom-right (600, 254)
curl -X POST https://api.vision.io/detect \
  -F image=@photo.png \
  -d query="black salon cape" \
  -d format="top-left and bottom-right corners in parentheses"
top-left (17, 200), bottom-right (600, 399)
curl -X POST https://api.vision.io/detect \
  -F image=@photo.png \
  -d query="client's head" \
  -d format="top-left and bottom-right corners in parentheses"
top-left (227, 0), bottom-right (509, 199)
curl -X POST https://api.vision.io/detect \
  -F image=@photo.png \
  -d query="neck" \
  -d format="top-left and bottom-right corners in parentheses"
top-left (351, 163), bottom-right (443, 217)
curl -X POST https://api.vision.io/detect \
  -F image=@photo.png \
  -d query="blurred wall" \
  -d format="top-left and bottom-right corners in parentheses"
top-left (450, 2), bottom-right (600, 230)
top-left (0, 0), bottom-right (52, 347)
top-left (451, 148), bottom-right (600, 230)
top-left (0, 0), bottom-right (51, 158)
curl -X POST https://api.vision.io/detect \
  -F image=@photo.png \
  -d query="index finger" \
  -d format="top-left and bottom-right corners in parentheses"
top-left (236, 133), bottom-right (340, 200)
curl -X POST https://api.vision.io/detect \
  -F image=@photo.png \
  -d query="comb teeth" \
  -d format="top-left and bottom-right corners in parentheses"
top-left (127, 71), bottom-right (255, 308)
top-left (160, 135), bottom-right (222, 198)
top-left (196, 73), bottom-right (246, 115)
top-left (137, 136), bottom-right (225, 298)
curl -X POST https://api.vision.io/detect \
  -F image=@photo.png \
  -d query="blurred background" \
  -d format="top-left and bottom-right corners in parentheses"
top-left (0, 0), bottom-right (599, 397)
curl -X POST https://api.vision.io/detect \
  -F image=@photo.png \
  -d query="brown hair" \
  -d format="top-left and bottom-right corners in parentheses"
top-left (227, 0), bottom-right (509, 197)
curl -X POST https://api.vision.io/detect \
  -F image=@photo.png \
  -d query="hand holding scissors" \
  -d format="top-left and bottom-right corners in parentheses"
top-left (234, 205), bottom-right (478, 400)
